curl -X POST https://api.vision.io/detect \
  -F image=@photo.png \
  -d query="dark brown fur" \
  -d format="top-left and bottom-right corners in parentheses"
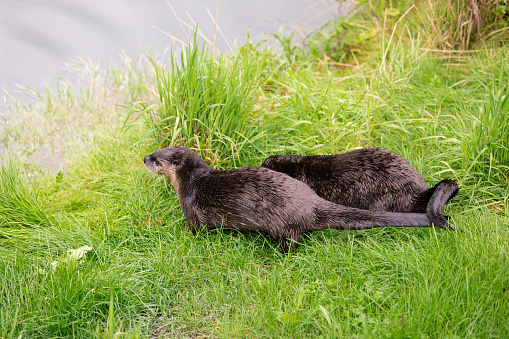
top-left (144, 146), bottom-right (436, 252)
top-left (261, 148), bottom-right (459, 229)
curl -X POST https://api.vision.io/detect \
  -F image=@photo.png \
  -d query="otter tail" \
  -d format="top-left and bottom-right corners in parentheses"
top-left (315, 202), bottom-right (431, 231)
top-left (426, 179), bottom-right (459, 230)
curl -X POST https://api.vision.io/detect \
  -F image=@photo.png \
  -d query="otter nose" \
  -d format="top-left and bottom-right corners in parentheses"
top-left (143, 155), bottom-right (151, 164)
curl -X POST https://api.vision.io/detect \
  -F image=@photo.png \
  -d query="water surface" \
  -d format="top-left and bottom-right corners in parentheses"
top-left (1, 0), bottom-right (352, 96)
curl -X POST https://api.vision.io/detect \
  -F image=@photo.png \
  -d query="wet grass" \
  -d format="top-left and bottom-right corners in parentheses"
top-left (1, 7), bottom-right (509, 338)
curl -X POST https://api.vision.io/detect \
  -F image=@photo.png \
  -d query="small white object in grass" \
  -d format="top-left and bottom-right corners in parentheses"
top-left (51, 245), bottom-right (93, 271)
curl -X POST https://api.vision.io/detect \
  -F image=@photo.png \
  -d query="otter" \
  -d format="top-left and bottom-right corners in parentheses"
top-left (144, 146), bottom-right (438, 252)
top-left (261, 148), bottom-right (459, 229)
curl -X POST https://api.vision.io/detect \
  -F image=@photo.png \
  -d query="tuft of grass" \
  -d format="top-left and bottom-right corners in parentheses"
top-left (422, 0), bottom-right (509, 49)
top-left (0, 161), bottom-right (53, 230)
top-left (126, 37), bottom-right (270, 167)
top-left (465, 66), bottom-right (509, 182)
top-left (311, 0), bottom-right (509, 64)
top-left (0, 308), bottom-right (20, 339)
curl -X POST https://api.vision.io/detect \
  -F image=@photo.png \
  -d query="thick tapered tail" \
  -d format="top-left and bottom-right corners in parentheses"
top-left (426, 179), bottom-right (459, 230)
top-left (426, 179), bottom-right (461, 230)
top-left (315, 202), bottom-right (431, 231)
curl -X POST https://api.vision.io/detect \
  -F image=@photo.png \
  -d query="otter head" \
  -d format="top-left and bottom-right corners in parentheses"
top-left (144, 145), bottom-right (210, 194)
top-left (261, 154), bottom-right (302, 178)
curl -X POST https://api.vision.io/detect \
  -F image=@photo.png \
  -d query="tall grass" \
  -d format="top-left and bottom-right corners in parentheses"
top-left (422, 0), bottom-right (509, 49)
top-left (0, 161), bottom-right (53, 230)
top-left (126, 38), bottom-right (269, 166)
top-left (313, 0), bottom-right (509, 64)
top-left (465, 67), bottom-right (509, 182)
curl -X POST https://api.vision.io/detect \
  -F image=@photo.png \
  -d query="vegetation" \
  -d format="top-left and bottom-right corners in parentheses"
top-left (311, 0), bottom-right (509, 61)
top-left (126, 40), bottom-right (267, 166)
top-left (1, 0), bottom-right (508, 337)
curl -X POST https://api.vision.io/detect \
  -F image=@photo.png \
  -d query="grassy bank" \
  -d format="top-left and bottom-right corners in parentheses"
top-left (1, 2), bottom-right (508, 338)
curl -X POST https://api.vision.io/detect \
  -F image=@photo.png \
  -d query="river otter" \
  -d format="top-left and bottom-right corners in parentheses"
top-left (144, 146), bottom-right (437, 252)
top-left (261, 148), bottom-right (459, 229)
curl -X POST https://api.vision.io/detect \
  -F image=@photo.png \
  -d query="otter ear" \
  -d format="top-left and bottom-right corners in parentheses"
top-left (172, 159), bottom-right (180, 166)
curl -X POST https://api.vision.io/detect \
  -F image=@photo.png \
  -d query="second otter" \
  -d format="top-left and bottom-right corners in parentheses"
top-left (261, 148), bottom-right (459, 229)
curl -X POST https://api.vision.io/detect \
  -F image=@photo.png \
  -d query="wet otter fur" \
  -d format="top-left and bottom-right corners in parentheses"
top-left (144, 146), bottom-right (436, 252)
top-left (261, 148), bottom-right (459, 229)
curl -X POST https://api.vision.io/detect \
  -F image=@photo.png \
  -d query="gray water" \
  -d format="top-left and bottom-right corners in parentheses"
top-left (1, 0), bottom-right (352, 96)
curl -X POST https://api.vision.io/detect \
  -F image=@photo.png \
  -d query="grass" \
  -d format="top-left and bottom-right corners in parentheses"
top-left (310, 0), bottom-right (509, 63)
top-left (0, 161), bottom-right (53, 231)
top-left (1, 1), bottom-right (508, 337)
top-left (124, 37), bottom-right (271, 168)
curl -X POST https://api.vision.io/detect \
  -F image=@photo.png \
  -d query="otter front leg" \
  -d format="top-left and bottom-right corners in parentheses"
top-left (183, 213), bottom-right (201, 235)
top-left (278, 233), bottom-right (303, 253)
top-left (187, 219), bottom-right (213, 235)
top-left (188, 223), bottom-right (198, 235)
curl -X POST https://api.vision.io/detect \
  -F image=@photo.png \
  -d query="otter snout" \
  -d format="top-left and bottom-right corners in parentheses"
top-left (144, 154), bottom-right (158, 173)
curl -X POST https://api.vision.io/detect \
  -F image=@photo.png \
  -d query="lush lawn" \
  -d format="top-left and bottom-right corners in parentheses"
top-left (1, 2), bottom-right (508, 337)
